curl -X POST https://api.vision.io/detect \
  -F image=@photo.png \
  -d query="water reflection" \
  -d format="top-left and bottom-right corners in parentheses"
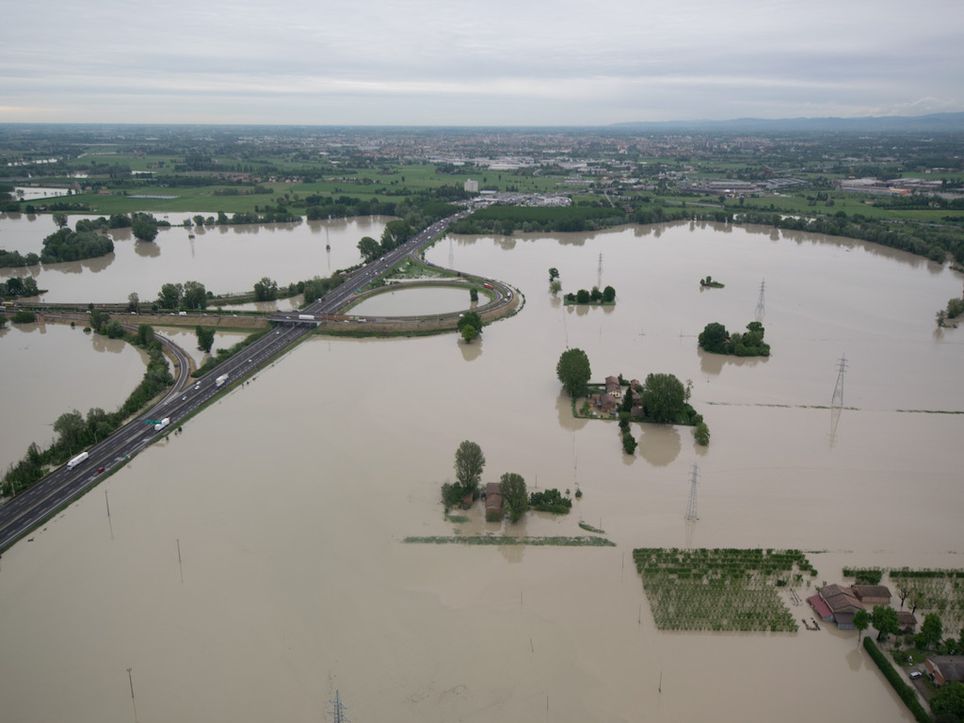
top-left (637, 425), bottom-right (682, 467)
top-left (555, 392), bottom-right (587, 431)
top-left (698, 348), bottom-right (770, 376)
top-left (458, 339), bottom-right (482, 362)
top-left (134, 241), bottom-right (161, 258)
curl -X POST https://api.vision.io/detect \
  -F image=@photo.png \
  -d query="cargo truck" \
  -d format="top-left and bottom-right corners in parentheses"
top-left (298, 314), bottom-right (315, 321)
top-left (66, 451), bottom-right (89, 470)
top-left (153, 417), bottom-right (170, 432)
top-left (216, 373), bottom-right (229, 388)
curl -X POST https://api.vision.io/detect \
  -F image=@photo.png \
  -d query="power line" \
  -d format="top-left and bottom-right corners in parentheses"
top-left (754, 278), bottom-right (766, 321)
top-left (685, 464), bottom-right (700, 521)
top-left (831, 354), bottom-right (847, 408)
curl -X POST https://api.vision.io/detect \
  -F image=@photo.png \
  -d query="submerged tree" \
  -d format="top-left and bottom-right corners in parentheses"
top-left (500, 472), bottom-right (528, 523)
top-left (454, 440), bottom-right (485, 496)
top-left (556, 348), bottom-right (591, 398)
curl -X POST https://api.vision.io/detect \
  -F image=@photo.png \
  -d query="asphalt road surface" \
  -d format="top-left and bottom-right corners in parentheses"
top-left (0, 210), bottom-right (484, 552)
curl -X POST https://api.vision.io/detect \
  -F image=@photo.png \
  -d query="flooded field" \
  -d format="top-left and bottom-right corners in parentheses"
top-left (350, 285), bottom-right (475, 316)
top-left (0, 322), bottom-right (146, 473)
top-left (155, 327), bottom-right (251, 368)
top-left (1, 221), bottom-right (962, 722)
top-left (0, 213), bottom-right (388, 302)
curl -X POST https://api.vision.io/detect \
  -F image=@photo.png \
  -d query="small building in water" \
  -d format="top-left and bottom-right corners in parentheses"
top-left (816, 584), bottom-right (865, 629)
top-left (484, 482), bottom-right (503, 522)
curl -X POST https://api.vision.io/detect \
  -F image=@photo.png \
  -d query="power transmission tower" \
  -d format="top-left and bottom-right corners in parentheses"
top-left (597, 252), bottom-right (603, 290)
top-left (685, 465), bottom-right (700, 521)
top-left (330, 690), bottom-right (348, 723)
top-left (831, 354), bottom-right (847, 408)
top-left (754, 278), bottom-right (766, 321)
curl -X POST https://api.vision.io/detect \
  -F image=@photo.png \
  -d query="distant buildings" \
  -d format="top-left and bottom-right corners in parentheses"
top-left (463, 179), bottom-right (479, 193)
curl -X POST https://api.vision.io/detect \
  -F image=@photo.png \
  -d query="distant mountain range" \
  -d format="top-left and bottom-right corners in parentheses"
top-left (609, 112), bottom-right (964, 133)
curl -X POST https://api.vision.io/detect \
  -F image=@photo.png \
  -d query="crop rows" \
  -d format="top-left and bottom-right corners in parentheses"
top-left (633, 548), bottom-right (815, 632)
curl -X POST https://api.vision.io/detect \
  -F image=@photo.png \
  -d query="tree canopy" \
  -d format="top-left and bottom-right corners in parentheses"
top-left (500, 472), bottom-right (528, 523)
top-left (932, 682), bottom-right (964, 722)
top-left (454, 440), bottom-right (485, 495)
top-left (699, 321), bottom-right (770, 357)
top-left (641, 373), bottom-right (687, 424)
top-left (556, 348), bottom-right (591, 398)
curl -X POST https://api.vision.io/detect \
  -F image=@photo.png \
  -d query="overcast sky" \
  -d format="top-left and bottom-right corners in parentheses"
top-left (1, 0), bottom-right (961, 125)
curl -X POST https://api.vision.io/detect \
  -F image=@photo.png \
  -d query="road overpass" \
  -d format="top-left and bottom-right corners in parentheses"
top-left (0, 208), bottom-right (500, 552)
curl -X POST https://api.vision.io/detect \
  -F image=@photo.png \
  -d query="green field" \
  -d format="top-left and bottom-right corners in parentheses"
top-left (633, 548), bottom-right (816, 632)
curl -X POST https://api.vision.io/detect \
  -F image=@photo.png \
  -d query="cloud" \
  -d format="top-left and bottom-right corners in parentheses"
top-left (0, 0), bottom-right (961, 123)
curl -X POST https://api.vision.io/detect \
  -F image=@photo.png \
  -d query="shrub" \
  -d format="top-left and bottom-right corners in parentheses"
top-left (863, 638), bottom-right (932, 723)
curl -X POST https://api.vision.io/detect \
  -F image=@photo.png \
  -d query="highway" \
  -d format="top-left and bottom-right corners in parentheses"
top-left (0, 210), bottom-right (475, 552)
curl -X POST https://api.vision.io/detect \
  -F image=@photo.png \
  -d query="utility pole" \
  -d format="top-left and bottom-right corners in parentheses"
top-left (126, 667), bottom-right (139, 723)
top-left (685, 464), bottom-right (700, 521)
top-left (597, 252), bottom-right (603, 290)
top-left (330, 690), bottom-right (348, 723)
top-left (754, 278), bottom-right (766, 321)
top-left (831, 354), bottom-right (847, 408)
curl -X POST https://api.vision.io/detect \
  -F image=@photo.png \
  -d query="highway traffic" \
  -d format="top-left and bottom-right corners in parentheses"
top-left (0, 210), bottom-right (471, 552)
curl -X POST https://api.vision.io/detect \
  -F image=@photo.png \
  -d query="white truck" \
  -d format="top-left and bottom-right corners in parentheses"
top-left (298, 314), bottom-right (315, 321)
top-left (216, 373), bottom-right (229, 388)
top-left (153, 417), bottom-right (170, 432)
top-left (66, 451), bottom-right (89, 470)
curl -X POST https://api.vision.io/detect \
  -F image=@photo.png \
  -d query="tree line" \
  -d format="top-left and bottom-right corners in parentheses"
top-left (2, 320), bottom-right (172, 496)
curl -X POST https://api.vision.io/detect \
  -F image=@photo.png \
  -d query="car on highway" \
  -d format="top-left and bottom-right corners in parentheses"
top-left (96, 466), bottom-right (106, 474)
top-left (182, 395), bottom-right (187, 401)
top-left (194, 382), bottom-right (201, 390)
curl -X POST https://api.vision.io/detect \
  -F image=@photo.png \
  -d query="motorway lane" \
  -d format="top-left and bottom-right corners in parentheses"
top-left (0, 212), bottom-right (469, 552)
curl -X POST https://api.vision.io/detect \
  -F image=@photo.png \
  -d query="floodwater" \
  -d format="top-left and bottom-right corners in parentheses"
top-left (350, 285), bottom-right (475, 316)
top-left (1, 221), bottom-right (962, 722)
top-left (0, 213), bottom-right (388, 302)
top-left (0, 322), bottom-right (146, 474)
top-left (155, 327), bottom-right (252, 368)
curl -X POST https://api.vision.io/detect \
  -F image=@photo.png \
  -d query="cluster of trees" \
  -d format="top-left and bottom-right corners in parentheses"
top-left (438, 443), bottom-right (530, 524)
top-left (699, 275), bottom-right (724, 288)
top-left (90, 309), bottom-right (126, 338)
top-left (733, 209), bottom-right (964, 266)
top-left (215, 206), bottom-right (300, 224)
top-left (253, 277), bottom-right (279, 301)
top-left (449, 204), bottom-right (629, 234)
top-left (0, 276), bottom-right (40, 296)
top-left (457, 311), bottom-right (483, 343)
top-left (3, 321), bottom-right (172, 496)
top-left (12, 310), bottom-right (36, 324)
top-left (564, 285), bottom-right (616, 304)
top-left (301, 274), bottom-right (344, 304)
top-left (441, 440), bottom-right (486, 511)
top-left (932, 683), bottom-right (964, 723)
top-left (557, 348), bottom-right (591, 398)
top-left (40, 227), bottom-right (114, 263)
top-left (303, 194), bottom-right (397, 220)
top-left (528, 488), bottom-right (572, 514)
top-left (548, 268), bottom-right (562, 294)
top-left (699, 321), bottom-right (771, 357)
top-left (195, 326), bottom-right (215, 353)
top-left (500, 473), bottom-right (528, 522)
top-left (0, 248), bottom-right (40, 268)
top-left (618, 385), bottom-right (638, 453)
top-left (937, 296), bottom-right (964, 327)
top-left (157, 281), bottom-right (208, 310)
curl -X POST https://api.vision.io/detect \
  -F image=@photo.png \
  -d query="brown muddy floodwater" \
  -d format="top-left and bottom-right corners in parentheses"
top-left (350, 285), bottom-right (476, 316)
top-left (154, 327), bottom-right (252, 368)
top-left (0, 322), bottom-right (146, 473)
top-left (1, 221), bottom-right (962, 722)
top-left (0, 213), bottom-right (389, 302)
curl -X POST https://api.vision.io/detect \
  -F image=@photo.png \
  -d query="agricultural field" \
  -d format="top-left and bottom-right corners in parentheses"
top-left (633, 548), bottom-right (818, 632)
top-left (887, 569), bottom-right (964, 629)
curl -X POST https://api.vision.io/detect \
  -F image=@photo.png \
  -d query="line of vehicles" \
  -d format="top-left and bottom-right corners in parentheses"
top-left (50, 212), bottom-right (470, 485)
